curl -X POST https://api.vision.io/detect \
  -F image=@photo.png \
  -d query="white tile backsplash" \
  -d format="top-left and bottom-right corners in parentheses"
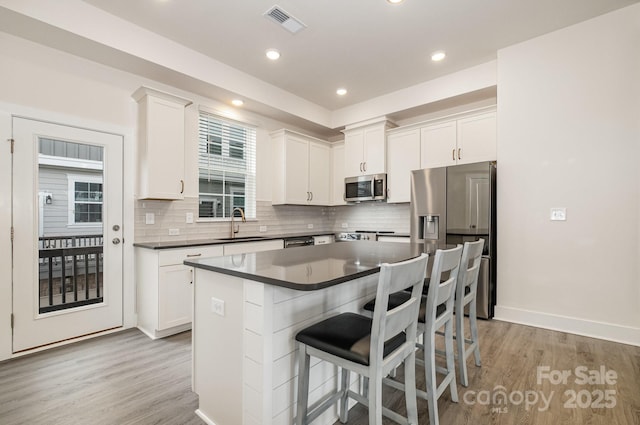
top-left (134, 198), bottom-right (410, 242)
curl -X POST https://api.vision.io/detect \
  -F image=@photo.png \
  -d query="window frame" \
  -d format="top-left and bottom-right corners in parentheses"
top-left (198, 111), bottom-right (256, 221)
top-left (67, 174), bottom-right (103, 227)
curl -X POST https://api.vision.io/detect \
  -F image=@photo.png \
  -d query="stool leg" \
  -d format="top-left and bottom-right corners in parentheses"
top-left (469, 298), bottom-right (482, 367)
top-left (362, 376), bottom-right (369, 398)
top-left (296, 343), bottom-right (310, 425)
top-left (456, 306), bottom-right (470, 387)
top-left (404, 351), bottom-right (418, 425)
top-left (368, 371), bottom-right (383, 425)
top-left (339, 368), bottom-right (350, 423)
top-left (444, 319), bottom-right (458, 403)
top-left (424, 330), bottom-right (439, 425)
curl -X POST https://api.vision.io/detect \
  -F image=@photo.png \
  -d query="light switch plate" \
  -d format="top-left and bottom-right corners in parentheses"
top-left (259, 225), bottom-right (267, 233)
top-left (169, 228), bottom-right (180, 236)
top-left (341, 223), bottom-right (348, 228)
top-left (186, 212), bottom-right (194, 224)
top-left (307, 223), bottom-right (314, 229)
top-left (145, 213), bottom-right (155, 225)
top-left (550, 208), bottom-right (567, 221)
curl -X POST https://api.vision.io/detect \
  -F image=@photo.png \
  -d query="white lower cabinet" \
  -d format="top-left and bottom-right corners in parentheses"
top-left (136, 245), bottom-right (224, 339)
top-left (137, 239), bottom-right (283, 339)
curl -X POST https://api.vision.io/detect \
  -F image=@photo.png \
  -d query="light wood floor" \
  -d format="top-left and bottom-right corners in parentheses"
top-left (0, 329), bottom-right (201, 425)
top-left (0, 321), bottom-right (638, 425)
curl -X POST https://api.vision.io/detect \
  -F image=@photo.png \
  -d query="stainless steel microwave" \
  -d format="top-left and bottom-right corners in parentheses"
top-left (344, 174), bottom-right (387, 202)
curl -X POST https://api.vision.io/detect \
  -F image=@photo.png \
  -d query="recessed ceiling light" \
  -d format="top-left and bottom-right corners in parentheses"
top-left (387, 0), bottom-right (404, 4)
top-left (431, 51), bottom-right (446, 62)
top-left (231, 99), bottom-right (244, 107)
top-left (336, 88), bottom-right (348, 96)
top-left (265, 49), bottom-right (281, 60)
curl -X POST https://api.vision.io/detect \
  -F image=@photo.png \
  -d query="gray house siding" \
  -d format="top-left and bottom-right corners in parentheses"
top-left (39, 166), bottom-right (102, 238)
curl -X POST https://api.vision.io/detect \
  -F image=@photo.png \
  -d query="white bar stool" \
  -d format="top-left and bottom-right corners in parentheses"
top-left (295, 253), bottom-right (428, 425)
top-left (454, 239), bottom-right (484, 387)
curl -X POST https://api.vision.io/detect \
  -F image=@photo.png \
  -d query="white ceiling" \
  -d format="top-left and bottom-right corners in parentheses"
top-left (81, 0), bottom-right (638, 110)
top-left (0, 0), bottom-right (637, 137)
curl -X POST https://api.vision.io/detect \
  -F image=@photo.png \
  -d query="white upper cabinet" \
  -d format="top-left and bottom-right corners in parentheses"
top-left (420, 121), bottom-right (457, 168)
top-left (420, 111), bottom-right (496, 168)
top-left (330, 142), bottom-right (346, 206)
top-left (308, 141), bottom-right (331, 205)
top-left (132, 87), bottom-right (192, 200)
top-left (271, 129), bottom-right (330, 206)
top-left (343, 120), bottom-right (391, 177)
top-left (456, 112), bottom-right (497, 165)
top-left (386, 128), bottom-right (420, 203)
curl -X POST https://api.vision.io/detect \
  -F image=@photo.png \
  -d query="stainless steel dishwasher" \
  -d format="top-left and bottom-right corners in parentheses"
top-left (283, 236), bottom-right (315, 248)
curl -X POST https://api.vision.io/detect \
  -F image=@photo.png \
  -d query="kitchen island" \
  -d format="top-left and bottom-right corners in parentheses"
top-left (185, 241), bottom-right (436, 425)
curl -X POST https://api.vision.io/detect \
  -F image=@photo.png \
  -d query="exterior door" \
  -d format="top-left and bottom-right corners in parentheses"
top-left (12, 117), bottom-right (123, 352)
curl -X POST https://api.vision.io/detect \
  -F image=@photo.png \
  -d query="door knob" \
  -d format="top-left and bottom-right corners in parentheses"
top-left (112, 224), bottom-right (120, 231)
top-left (112, 238), bottom-right (121, 245)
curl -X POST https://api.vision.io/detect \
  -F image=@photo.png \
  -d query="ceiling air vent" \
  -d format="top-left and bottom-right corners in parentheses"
top-left (264, 5), bottom-right (307, 34)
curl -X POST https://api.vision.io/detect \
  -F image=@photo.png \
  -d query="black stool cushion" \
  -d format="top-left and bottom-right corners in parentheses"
top-left (362, 292), bottom-right (445, 323)
top-left (295, 312), bottom-right (405, 366)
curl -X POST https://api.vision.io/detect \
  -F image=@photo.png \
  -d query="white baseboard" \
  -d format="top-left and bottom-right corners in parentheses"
top-left (195, 409), bottom-right (217, 425)
top-left (494, 305), bottom-right (640, 347)
top-left (137, 323), bottom-right (192, 340)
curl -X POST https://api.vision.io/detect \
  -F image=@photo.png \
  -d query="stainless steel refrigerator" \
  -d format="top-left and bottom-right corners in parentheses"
top-left (410, 161), bottom-right (496, 319)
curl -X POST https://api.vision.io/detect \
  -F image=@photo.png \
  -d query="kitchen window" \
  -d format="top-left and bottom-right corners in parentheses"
top-left (198, 111), bottom-right (256, 219)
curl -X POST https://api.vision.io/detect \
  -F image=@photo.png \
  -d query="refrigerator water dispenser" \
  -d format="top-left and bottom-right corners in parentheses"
top-left (422, 215), bottom-right (439, 240)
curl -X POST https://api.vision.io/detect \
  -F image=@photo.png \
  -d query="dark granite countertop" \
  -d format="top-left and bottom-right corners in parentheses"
top-left (133, 231), bottom-right (336, 250)
top-left (375, 233), bottom-right (410, 238)
top-left (446, 228), bottom-right (489, 236)
top-left (185, 240), bottom-right (452, 291)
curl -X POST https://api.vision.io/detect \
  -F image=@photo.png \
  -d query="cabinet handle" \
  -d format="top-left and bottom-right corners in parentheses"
top-left (359, 162), bottom-right (363, 172)
top-left (363, 162), bottom-right (367, 172)
top-left (458, 148), bottom-right (461, 160)
top-left (180, 179), bottom-right (184, 194)
top-left (310, 192), bottom-right (313, 201)
top-left (452, 149), bottom-right (456, 161)
top-left (307, 192), bottom-right (310, 201)
top-left (186, 253), bottom-right (202, 258)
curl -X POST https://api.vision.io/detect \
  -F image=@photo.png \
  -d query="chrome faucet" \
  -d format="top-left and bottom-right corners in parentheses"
top-left (230, 207), bottom-right (246, 239)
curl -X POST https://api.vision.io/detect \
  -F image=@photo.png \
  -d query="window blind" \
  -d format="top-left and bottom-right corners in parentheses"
top-left (198, 111), bottom-right (257, 219)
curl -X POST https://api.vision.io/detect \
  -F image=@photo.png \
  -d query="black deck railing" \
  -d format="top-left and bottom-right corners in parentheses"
top-left (39, 234), bottom-right (103, 250)
top-left (38, 235), bottom-right (103, 314)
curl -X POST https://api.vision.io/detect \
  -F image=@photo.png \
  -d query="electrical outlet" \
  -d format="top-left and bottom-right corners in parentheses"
top-left (259, 225), bottom-right (267, 233)
top-left (211, 297), bottom-right (225, 316)
top-left (550, 208), bottom-right (567, 221)
top-left (145, 213), bottom-right (155, 225)
top-left (341, 223), bottom-right (348, 228)
top-left (307, 223), bottom-right (314, 229)
top-left (169, 228), bottom-right (180, 236)
top-left (186, 212), bottom-right (194, 224)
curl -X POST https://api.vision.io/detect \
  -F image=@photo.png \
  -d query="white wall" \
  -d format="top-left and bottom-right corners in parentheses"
top-left (495, 4), bottom-right (640, 345)
top-left (0, 31), bottom-right (302, 360)
top-left (0, 111), bottom-right (11, 359)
